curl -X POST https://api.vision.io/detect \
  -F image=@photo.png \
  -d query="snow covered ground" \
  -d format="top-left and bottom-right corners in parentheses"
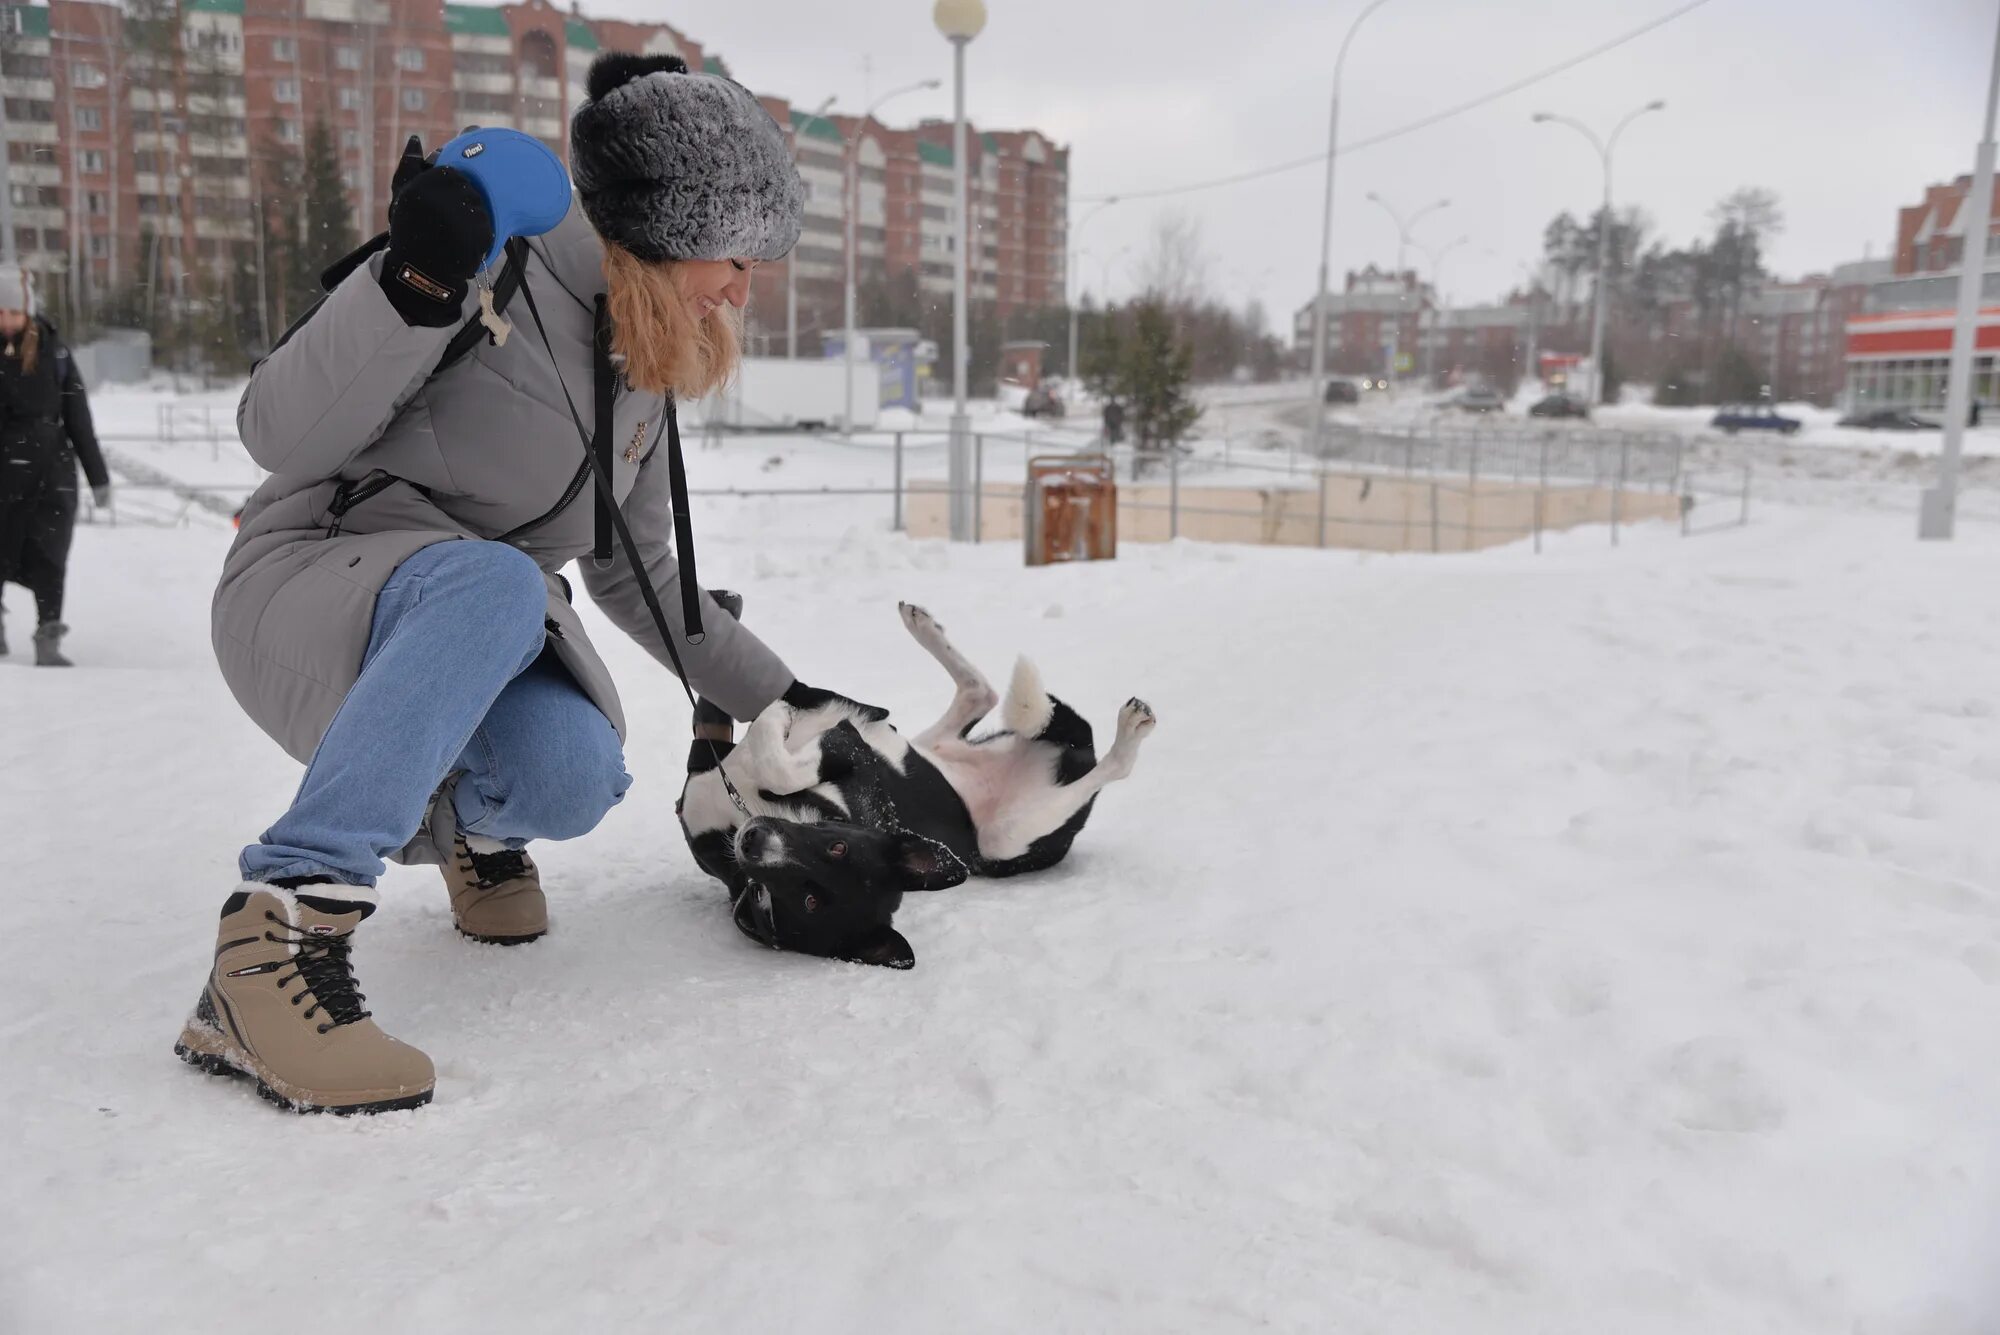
top-left (6, 420), bottom-right (2000, 1331)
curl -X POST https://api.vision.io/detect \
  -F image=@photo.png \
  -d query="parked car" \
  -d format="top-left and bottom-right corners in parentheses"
top-left (1323, 378), bottom-right (1360, 405)
top-left (1456, 386), bottom-right (1505, 414)
top-left (1529, 393), bottom-right (1590, 420)
top-left (1710, 404), bottom-right (1801, 435)
top-left (1835, 408), bottom-right (1940, 431)
top-left (1022, 385), bottom-right (1067, 419)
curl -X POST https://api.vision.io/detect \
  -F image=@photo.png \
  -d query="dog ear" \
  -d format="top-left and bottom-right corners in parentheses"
top-left (843, 924), bottom-right (915, 970)
top-left (893, 833), bottom-right (969, 893)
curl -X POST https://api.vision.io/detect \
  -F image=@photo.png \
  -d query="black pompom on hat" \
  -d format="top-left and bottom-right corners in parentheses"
top-left (570, 52), bottom-right (805, 264)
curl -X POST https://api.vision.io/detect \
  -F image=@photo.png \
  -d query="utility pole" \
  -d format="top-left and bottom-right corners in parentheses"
top-left (1921, 0), bottom-right (2000, 540)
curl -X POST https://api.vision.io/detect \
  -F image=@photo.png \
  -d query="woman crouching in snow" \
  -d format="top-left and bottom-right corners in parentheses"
top-left (180, 54), bottom-right (869, 1115)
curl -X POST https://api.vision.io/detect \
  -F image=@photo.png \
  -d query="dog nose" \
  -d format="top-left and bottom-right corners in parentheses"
top-left (741, 825), bottom-right (769, 858)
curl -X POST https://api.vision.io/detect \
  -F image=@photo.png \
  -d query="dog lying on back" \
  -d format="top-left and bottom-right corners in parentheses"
top-left (677, 602), bottom-right (1155, 968)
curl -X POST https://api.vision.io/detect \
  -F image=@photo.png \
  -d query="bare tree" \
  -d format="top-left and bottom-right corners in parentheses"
top-left (1134, 210), bottom-right (1210, 311)
top-left (1710, 187), bottom-right (1784, 244)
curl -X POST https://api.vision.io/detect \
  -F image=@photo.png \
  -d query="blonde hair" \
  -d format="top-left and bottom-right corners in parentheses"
top-left (602, 244), bottom-right (741, 399)
top-left (10, 319), bottom-right (38, 375)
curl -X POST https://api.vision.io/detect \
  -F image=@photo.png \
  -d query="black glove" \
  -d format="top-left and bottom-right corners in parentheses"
top-left (783, 680), bottom-right (889, 723)
top-left (379, 161), bottom-right (493, 328)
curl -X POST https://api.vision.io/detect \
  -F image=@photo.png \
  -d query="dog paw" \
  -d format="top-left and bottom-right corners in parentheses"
top-left (1118, 697), bottom-right (1157, 741)
top-left (899, 602), bottom-right (941, 637)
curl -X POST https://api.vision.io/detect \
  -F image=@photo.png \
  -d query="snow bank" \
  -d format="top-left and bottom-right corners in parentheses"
top-left (5, 492), bottom-right (1998, 1332)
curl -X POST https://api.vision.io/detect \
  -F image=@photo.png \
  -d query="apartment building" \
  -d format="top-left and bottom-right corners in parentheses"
top-left (0, 0), bottom-right (1066, 345)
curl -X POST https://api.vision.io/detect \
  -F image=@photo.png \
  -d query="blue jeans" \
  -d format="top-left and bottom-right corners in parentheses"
top-left (242, 541), bottom-right (632, 892)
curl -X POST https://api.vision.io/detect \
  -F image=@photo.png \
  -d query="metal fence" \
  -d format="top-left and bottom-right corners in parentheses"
top-left (91, 407), bottom-right (1749, 553)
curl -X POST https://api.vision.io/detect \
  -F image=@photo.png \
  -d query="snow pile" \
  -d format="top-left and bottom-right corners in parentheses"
top-left (4, 488), bottom-right (1999, 1331)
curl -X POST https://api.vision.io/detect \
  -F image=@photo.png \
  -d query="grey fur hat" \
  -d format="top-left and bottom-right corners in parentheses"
top-left (570, 53), bottom-right (804, 264)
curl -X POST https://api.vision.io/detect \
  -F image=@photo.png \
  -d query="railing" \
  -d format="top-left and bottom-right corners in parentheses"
top-left (94, 408), bottom-right (1747, 554)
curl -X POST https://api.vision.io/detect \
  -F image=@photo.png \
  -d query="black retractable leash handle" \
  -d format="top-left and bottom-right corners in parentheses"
top-left (512, 270), bottom-right (752, 817)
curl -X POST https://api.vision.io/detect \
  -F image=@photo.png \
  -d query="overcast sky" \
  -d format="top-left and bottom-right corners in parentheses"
top-left (595, 0), bottom-right (1993, 330)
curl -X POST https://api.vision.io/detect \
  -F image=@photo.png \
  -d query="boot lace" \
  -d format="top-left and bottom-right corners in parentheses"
top-left (265, 912), bottom-right (371, 1033)
top-left (461, 843), bottom-right (531, 890)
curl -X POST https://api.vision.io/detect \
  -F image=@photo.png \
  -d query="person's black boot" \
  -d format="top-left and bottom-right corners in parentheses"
top-left (33, 623), bottom-right (71, 667)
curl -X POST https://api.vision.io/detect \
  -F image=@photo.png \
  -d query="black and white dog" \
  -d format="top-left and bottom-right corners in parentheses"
top-left (677, 603), bottom-right (1156, 969)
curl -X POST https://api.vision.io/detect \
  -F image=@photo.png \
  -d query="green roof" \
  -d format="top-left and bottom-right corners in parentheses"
top-left (564, 17), bottom-right (596, 49)
top-left (13, 6), bottom-right (49, 38)
top-left (790, 110), bottom-right (841, 143)
top-left (186, 0), bottom-right (243, 14)
top-left (445, 4), bottom-right (508, 37)
top-left (917, 141), bottom-right (953, 167)
top-left (702, 54), bottom-right (729, 77)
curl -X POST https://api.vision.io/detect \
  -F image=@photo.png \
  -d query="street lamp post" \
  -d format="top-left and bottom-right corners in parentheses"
top-left (1921, 3), bottom-right (2000, 540)
top-left (1067, 196), bottom-right (1118, 389)
top-left (788, 97), bottom-right (837, 360)
top-left (1417, 234), bottom-right (1469, 386)
top-left (1365, 191), bottom-right (1448, 389)
top-left (842, 77), bottom-right (940, 432)
top-left (935, 0), bottom-right (986, 541)
top-left (1308, 0), bottom-right (1397, 460)
top-left (1533, 99), bottom-right (1664, 408)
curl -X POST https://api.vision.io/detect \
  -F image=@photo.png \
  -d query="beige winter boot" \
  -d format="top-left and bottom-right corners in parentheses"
top-left (429, 787), bottom-right (548, 945)
top-left (174, 885), bottom-right (434, 1114)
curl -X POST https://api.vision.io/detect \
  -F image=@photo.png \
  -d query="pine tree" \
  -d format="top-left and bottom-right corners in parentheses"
top-left (1125, 301), bottom-right (1201, 478)
top-left (301, 120), bottom-right (358, 277)
top-left (1078, 308), bottom-right (1126, 402)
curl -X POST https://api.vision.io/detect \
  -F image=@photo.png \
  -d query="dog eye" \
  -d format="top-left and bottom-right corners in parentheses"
top-left (827, 841), bottom-right (847, 859)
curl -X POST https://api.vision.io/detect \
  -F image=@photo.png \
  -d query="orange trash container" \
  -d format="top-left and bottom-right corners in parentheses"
top-left (1025, 455), bottom-right (1117, 566)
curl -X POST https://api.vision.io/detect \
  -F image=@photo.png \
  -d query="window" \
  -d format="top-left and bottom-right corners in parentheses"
top-left (395, 46), bottom-right (424, 72)
top-left (88, 235), bottom-right (109, 258)
top-left (74, 106), bottom-right (101, 131)
top-left (337, 87), bottom-right (360, 111)
top-left (275, 77), bottom-right (300, 104)
top-left (86, 191), bottom-right (106, 216)
top-left (70, 62), bottom-right (105, 88)
top-left (335, 45), bottom-right (362, 71)
top-left (272, 37), bottom-right (297, 61)
top-left (133, 150), bottom-right (156, 173)
top-left (340, 128), bottom-right (360, 150)
top-left (340, 168), bottom-right (358, 190)
top-left (277, 120), bottom-right (300, 145)
top-left (80, 150), bottom-right (105, 173)
top-left (400, 87), bottom-right (425, 112)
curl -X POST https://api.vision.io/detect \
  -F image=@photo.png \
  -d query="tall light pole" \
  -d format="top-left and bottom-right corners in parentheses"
top-left (1417, 234), bottom-right (1469, 386)
top-left (843, 77), bottom-right (940, 433)
top-left (1921, 4), bottom-right (2000, 540)
top-left (788, 96), bottom-right (836, 360)
top-left (1067, 196), bottom-right (1118, 388)
top-left (935, 0), bottom-right (985, 541)
top-left (1533, 99), bottom-right (1664, 408)
top-left (1366, 191), bottom-right (1447, 388)
top-left (1308, 0), bottom-right (1397, 459)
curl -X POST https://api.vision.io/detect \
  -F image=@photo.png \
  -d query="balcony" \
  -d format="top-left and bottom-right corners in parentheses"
top-left (453, 72), bottom-right (513, 95)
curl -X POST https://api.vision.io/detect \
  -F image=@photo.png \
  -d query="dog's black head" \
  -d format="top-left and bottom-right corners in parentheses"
top-left (730, 816), bottom-right (968, 969)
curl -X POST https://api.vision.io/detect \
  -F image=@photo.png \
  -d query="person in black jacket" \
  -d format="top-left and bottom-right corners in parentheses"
top-left (0, 265), bottom-right (109, 666)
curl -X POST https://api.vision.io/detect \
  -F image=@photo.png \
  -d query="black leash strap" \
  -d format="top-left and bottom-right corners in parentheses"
top-left (590, 296), bottom-right (616, 571)
top-left (514, 271), bottom-right (746, 815)
top-left (662, 396), bottom-right (704, 645)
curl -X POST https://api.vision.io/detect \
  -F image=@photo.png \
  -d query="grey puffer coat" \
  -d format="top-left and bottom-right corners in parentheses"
top-left (214, 199), bottom-right (793, 771)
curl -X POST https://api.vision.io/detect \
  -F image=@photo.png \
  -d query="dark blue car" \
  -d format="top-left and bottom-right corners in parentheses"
top-left (1709, 404), bottom-right (1801, 435)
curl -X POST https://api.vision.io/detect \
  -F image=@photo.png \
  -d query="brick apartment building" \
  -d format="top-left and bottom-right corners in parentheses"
top-left (0, 0), bottom-right (1066, 350)
top-left (743, 104), bottom-right (1068, 353)
top-left (1839, 173), bottom-right (2000, 413)
top-left (1291, 265), bottom-right (1428, 378)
